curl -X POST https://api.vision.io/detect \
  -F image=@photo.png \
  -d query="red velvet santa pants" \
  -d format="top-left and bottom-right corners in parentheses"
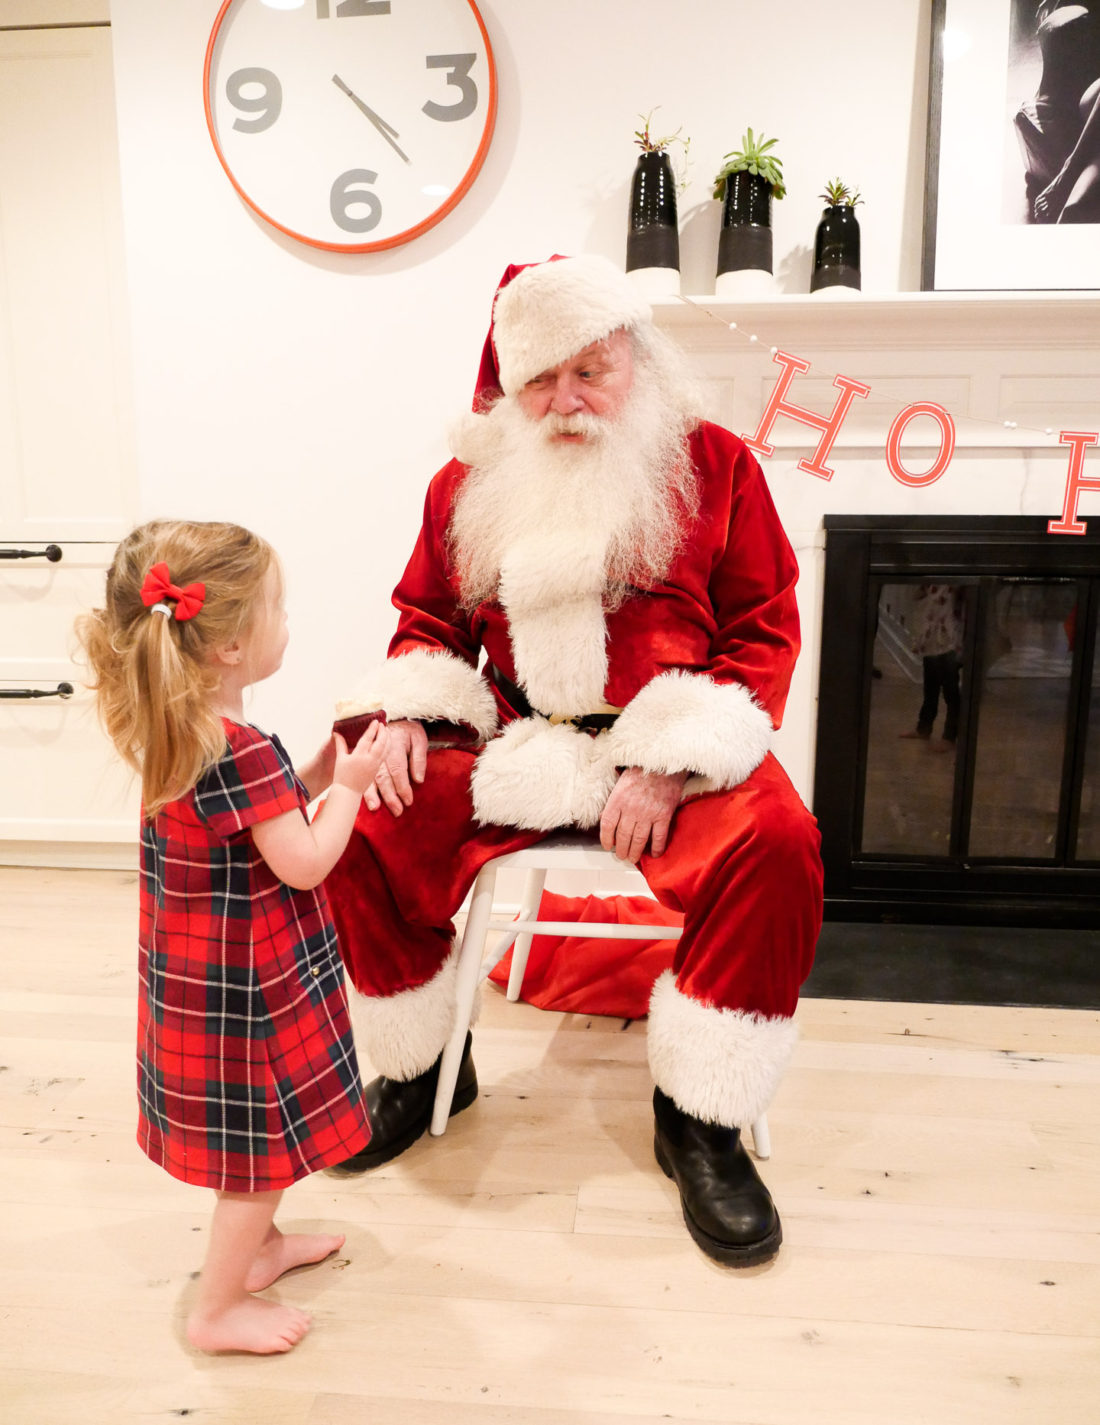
top-left (326, 747), bottom-right (823, 1030)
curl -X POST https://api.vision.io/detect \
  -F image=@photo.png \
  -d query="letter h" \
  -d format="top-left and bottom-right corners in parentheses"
top-left (743, 349), bottom-right (870, 481)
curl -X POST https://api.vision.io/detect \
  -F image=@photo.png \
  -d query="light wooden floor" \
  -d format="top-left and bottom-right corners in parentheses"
top-left (2, 866), bottom-right (1099, 1424)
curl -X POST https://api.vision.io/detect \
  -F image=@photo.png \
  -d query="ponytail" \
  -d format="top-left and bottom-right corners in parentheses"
top-left (76, 520), bottom-right (275, 816)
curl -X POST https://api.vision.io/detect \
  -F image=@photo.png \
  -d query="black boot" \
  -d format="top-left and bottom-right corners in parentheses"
top-left (327, 1032), bottom-right (478, 1176)
top-left (652, 1086), bottom-right (781, 1266)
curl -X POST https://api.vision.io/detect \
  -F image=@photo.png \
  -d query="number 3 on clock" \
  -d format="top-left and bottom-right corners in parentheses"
top-left (204, 0), bottom-right (497, 253)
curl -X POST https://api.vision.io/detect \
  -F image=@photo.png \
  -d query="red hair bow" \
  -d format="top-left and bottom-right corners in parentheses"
top-left (139, 562), bottom-right (206, 621)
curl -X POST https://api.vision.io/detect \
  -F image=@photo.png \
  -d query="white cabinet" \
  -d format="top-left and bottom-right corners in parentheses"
top-left (0, 19), bottom-right (138, 866)
top-left (1, 542), bottom-right (139, 864)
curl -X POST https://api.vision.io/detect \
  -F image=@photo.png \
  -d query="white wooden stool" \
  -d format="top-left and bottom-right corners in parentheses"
top-left (429, 833), bottom-right (772, 1158)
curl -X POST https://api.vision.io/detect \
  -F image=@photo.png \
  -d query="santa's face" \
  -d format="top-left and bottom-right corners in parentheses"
top-left (515, 329), bottom-right (634, 441)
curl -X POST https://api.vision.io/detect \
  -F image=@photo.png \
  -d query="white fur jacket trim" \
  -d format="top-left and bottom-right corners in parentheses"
top-left (351, 949), bottom-right (475, 1079)
top-left (470, 717), bottom-right (618, 831)
top-left (345, 648), bottom-right (498, 741)
top-left (498, 532), bottom-right (609, 717)
top-left (606, 669), bottom-right (773, 792)
top-left (647, 970), bottom-right (799, 1127)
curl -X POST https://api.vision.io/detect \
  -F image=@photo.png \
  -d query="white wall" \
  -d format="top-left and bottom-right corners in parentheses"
top-left (108, 0), bottom-right (933, 795)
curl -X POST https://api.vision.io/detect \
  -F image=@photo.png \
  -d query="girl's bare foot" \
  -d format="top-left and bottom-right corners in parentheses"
top-left (186, 1297), bottom-right (312, 1355)
top-left (245, 1230), bottom-right (345, 1292)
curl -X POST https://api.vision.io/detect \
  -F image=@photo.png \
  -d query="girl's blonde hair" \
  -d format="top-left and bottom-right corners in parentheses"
top-left (77, 519), bottom-right (276, 817)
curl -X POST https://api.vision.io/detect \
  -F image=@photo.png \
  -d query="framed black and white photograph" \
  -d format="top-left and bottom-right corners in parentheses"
top-left (922, 0), bottom-right (1100, 290)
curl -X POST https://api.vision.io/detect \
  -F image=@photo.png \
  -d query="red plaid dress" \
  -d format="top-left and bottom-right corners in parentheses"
top-left (136, 720), bottom-right (371, 1191)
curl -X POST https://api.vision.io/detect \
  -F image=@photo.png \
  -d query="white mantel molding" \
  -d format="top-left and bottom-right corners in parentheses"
top-left (654, 292), bottom-right (1100, 453)
top-left (653, 291), bottom-right (1100, 353)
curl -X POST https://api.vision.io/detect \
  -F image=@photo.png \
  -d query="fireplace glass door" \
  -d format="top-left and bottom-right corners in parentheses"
top-left (815, 518), bottom-right (1100, 924)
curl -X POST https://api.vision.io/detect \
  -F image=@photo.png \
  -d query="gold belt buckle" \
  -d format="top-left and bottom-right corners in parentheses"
top-left (547, 703), bottom-right (623, 727)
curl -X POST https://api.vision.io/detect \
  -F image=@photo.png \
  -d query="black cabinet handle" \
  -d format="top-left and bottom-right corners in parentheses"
top-left (0, 544), bottom-right (63, 561)
top-left (0, 682), bottom-right (74, 700)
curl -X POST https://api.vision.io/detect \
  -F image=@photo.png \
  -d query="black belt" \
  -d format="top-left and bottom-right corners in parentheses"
top-left (490, 665), bottom-right (620, 733)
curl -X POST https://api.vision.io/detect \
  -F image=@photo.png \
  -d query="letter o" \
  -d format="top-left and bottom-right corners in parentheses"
top-left (885, 402), bottom-right (956, 487)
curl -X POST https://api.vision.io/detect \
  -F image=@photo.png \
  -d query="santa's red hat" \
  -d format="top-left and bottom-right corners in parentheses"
top-left (474, 255), bottom-right (652, 406)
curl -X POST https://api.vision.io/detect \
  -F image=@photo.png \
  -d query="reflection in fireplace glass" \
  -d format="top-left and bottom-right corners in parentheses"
top-left (861, 583), bottom-right (964, 856)
top-left (968, 580), bottom-right (1075, 859)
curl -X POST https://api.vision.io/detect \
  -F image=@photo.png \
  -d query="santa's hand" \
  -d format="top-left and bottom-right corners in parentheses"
top-left (365, 718), bottom-right (428, 816)
top-left (599, 767), bottom-right (688, 863)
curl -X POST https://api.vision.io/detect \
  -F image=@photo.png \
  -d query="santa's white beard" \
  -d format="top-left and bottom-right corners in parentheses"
top-left (445, 358), bottom-right (700, 716)
top-left (447, 362), bottom-right (699, 616)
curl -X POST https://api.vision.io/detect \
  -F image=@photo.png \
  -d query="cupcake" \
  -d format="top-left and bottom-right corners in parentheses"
top-left (333, 696), bottom-right (387, 749)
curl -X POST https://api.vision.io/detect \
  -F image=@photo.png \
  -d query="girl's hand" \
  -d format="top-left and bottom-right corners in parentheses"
top-left (298, 732), bottom-right (338, 801)
top-left (332, 721), bottom-right (389, 795)
top-left (253, 720), bottom-right (389, 891)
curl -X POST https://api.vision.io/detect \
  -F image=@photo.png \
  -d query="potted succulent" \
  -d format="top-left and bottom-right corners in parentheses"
top-left (712, 128), bottom-right (786, 297)
top-left (811, 178), bottom-right (863, 295)
top-left (626, 109), bottom-right (690, 296)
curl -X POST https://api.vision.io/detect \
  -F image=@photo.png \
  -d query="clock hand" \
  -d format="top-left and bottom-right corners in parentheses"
top-left (332, 73), bottom-right (411, 165)
top-left (333, 74), bottom-right (400, 138)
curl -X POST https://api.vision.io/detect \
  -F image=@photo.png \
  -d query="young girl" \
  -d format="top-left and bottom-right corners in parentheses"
top-left (78, 518), bottom-right (387, 1356)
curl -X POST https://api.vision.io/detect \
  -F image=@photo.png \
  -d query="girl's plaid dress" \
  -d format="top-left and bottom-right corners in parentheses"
top-left (136, 720), bottom-right (371, 1191)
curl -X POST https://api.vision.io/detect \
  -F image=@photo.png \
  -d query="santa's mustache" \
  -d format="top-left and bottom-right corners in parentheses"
top-left (539, 411), bottom-right (607, 441)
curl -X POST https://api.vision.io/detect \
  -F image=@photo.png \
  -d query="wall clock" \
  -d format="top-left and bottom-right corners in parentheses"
top-left (203, 0), bottom-right (497, 253)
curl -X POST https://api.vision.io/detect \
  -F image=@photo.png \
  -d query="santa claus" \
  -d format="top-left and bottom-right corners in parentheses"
top-left (325, 255), bottom-right (823, 1266)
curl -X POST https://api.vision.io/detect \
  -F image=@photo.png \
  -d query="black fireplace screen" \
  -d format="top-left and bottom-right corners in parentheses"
top-left (814, 517), bottom-right (1100, 925)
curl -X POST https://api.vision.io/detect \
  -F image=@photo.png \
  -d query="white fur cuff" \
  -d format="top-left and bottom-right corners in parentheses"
top-left (647, 970), bottom-right (798, 1127)
top-left (345, 648), bottom-right (498, 740)
top-left (606, 670), bottom-right (772, 790)
top-left (470, 717), bottom-right (618, 830)
top-left (351, 951), bottom-right (462, 1079)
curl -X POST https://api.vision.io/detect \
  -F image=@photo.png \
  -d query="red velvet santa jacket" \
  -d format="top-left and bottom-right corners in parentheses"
top-left (357, 421), bottom-right (801, 832)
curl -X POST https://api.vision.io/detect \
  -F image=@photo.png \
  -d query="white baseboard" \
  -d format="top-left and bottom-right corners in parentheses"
top-left (0, 840), bottom-right (139, 871)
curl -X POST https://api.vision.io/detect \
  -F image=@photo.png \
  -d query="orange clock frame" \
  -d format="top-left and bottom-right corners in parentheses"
top-left (203, 0), bottom-right (498, 254)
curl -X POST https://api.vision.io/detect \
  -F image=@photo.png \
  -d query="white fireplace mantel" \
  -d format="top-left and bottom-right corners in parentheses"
top-left (652, 290), bottom-right (1100, 354)
top-left (653, 291), bottom-right (1100, 452)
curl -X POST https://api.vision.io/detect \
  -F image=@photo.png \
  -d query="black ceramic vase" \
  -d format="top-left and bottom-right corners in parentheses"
top-left (626, 149), bottom-right (679, 294)
top-left (715, 170), bottom-right (774, 296)
top-left (810, 203), bottom-right (861, 293)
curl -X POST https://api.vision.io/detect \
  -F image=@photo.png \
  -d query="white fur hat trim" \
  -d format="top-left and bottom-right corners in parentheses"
top-left (493, 255), bottom-right (653, 395)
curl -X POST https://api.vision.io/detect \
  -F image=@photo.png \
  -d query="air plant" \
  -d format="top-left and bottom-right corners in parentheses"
top-left (819, 177), bottom-right (863, 207)
top-left (633, 108), bottom-right (692, 192)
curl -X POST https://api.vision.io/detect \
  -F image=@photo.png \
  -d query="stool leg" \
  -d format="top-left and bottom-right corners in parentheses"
top-left (749, 1113), bottom-right (771, 1160)
top-left (431, 867), bottom-right (495, 1137)
top-left (506, 867), bottom-right (547, 1002)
